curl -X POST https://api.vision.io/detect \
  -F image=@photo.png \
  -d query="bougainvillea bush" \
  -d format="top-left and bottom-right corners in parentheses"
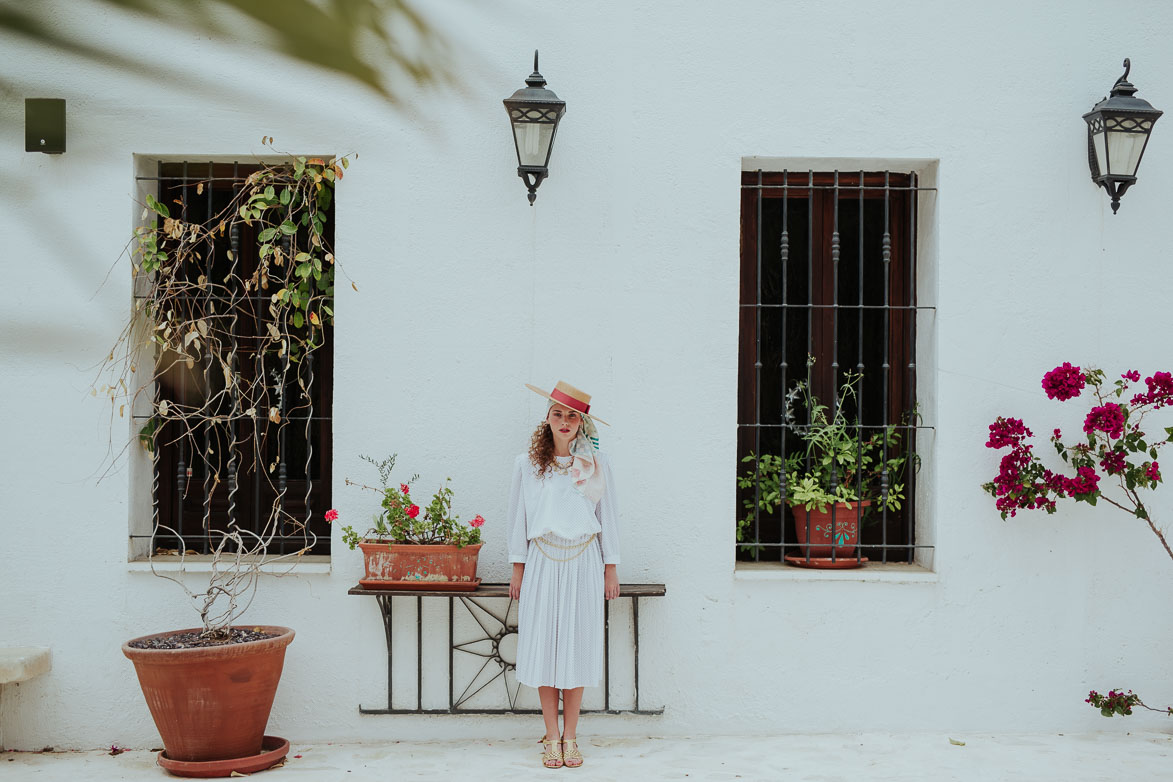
top-left (1085, 689), bottom-right (1172, 718)
top-left (984, 364), bottom-right (1173, 718)
top-left (982, 363), bottom-right (1173, 562)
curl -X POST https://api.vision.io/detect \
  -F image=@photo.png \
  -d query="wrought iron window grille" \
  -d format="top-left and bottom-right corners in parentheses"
top-left (130, 161), bottom-right (334, 558)
top-left (737, 169), bottom-right (936, 565)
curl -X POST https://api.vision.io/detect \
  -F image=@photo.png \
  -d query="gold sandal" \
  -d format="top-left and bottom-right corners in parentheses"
top-left (561, 737), bottom-right (584, 768)
top-left (539, 737), bottom-right (564, 769)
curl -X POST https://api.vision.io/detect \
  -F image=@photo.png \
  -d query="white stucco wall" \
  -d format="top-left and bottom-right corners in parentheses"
top-left (2, 0), bottom-right (1172, 750)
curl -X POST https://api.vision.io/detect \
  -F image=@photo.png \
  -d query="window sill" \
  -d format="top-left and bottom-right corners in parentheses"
top-left (734, 560), bottom-right (937, 583)
top-left (128, 554), bottom-right (332, 575)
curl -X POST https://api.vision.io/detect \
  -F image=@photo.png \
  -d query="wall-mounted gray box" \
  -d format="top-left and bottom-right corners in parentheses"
top-left (26, 99), bottom-right (66, 154)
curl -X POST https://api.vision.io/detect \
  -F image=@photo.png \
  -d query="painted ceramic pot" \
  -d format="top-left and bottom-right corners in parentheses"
top-left (791, 500), bottom-right (871, 559)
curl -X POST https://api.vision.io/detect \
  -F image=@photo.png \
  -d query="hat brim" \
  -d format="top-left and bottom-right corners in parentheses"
top-left (525, 383), bottom-right (611, 426)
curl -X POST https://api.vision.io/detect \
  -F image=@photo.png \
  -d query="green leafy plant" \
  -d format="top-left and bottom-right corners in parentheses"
top-left (738, 365), bottom-right (913, 545)
top-left (339, 454), bottom-right (484, 549)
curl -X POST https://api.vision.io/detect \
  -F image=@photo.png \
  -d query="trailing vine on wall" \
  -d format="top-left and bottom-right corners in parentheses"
top-left (96, 141), bottom-right (354, 637)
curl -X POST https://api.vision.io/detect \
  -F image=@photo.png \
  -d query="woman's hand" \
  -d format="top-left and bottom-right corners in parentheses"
top-left (509, 563), bottom-right (525, 600)
top-left (604, 564), bottom-right (619, 600)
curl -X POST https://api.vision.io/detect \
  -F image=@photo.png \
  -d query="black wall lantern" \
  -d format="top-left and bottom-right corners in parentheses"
top-left (1083, 59), bottom-right (1162, 214)
top-left (503, 51), bottom-right (566, 205)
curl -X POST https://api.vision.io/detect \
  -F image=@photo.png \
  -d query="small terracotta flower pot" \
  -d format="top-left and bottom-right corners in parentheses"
top-left (791, 500), bottom-right (870, 558)
top-left (357, 541), bottom-right (482, 590)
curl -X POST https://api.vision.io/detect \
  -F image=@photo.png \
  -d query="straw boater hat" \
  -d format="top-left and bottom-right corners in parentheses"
top-left (525, 380), bottom-right (609, 502)
top-left (524, 380), bottom-right (610, 426)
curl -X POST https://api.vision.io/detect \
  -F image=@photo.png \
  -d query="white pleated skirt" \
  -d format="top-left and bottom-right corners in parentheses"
top-left (515, 532), bottom-right (604, 690)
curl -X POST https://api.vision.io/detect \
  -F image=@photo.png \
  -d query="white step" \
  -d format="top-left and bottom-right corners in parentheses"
top-left (0, 647), bottom-right (51, 684)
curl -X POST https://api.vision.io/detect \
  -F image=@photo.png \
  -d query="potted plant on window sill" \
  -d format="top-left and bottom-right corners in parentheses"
top-left (96, 147), bottom-right (349, 776)
top-left (739, 367), bottom-right (915, 568)
top-left (338, 454), bottom-right (485, 590)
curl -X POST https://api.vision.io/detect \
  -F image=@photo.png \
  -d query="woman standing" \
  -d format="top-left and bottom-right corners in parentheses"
top-left (507, 380), bottom-right (620, 769)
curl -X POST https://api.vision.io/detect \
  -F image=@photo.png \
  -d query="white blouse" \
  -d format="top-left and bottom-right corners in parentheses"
top-left (506, 451), bottom-right (621, 565)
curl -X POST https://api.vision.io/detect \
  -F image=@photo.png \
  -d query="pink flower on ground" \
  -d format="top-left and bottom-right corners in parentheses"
top-left (1147, 462), bottom-right (1161, 481)
top-left (1083, 404), bottom-right (1125, 439)
top-left (400, 483), bottom-right (411, 494)
top-left (406, 504), bottom-right (420, 519)
top-left (470, 514), bottom-right (485, 528)
top-left (324, 508), bottom-right (339, 522)
top-left (1042, 362), bottom-right (1086, 401)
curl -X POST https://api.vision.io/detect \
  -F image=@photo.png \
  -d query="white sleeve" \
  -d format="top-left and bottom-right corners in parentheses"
top-left (506, 456), bottom-right (529, 564)
top-left (595, 453), bottom-right (621, 565)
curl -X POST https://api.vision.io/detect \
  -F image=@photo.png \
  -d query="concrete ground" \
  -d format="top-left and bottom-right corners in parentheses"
top-left (3, 732), bottom-right (1170, 781)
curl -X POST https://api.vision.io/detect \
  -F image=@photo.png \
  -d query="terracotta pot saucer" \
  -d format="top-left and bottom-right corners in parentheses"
top-left (157, 735), bottom-right (289, 778)
top-left (358, 577), bottom-right (482, 591)
top-left (784, 554), bottom-right (868, 569)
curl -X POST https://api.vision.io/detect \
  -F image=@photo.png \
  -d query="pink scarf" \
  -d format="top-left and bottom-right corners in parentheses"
top-left (568, 433), bottom-right (606, 504)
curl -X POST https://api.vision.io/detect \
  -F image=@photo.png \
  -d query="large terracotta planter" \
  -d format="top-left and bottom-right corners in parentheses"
top-left (357, 541), bottom-right (482, 590)
top-left (791, 500), bottom-right (871, 559)
top-left (122, 626), bottom-right (293, 764)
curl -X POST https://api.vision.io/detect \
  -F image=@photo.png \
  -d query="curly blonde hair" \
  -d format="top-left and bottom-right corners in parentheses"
top-left (528, 420), bottom-right (557, 476)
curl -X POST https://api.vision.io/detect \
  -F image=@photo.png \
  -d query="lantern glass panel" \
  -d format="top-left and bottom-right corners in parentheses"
top-left (1106, 128), bottom-right (1148, 177)
top-left (513, 122), bottom-right (554, 167)
top-left (1091, 129), bottom-right (1108, 177)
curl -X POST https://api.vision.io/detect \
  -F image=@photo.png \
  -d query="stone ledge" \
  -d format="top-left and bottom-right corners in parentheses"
top-left (128, 554), bottom-right (331, 575)
top-left (0, 647), bottom-right (51, 684)
top-left (734, 560), bottom-right (938, 583)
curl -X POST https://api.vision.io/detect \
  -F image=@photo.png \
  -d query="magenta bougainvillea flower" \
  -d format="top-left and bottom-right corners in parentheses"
top-left (990, 364), bottom-right (1173, 716)
top-left (1063, 466), bottom-right (1100, 495)
top-left (1042, 362), bottom-right (1086, 401)
top-left (1084, 404), bottom-right (1126, 439)
top-left (1143, 372), bottom-right (1173, 409)
top-left (986, 417), bottom-right (1032, 449)
top-left (984, 364), bottom-right (1169, 562)
top-left (1100, 450), bottom-right (1127, 475)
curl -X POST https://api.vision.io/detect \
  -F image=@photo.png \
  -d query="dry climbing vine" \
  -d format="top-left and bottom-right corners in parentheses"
top-left (96, 142), bottom-right (353, 637)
